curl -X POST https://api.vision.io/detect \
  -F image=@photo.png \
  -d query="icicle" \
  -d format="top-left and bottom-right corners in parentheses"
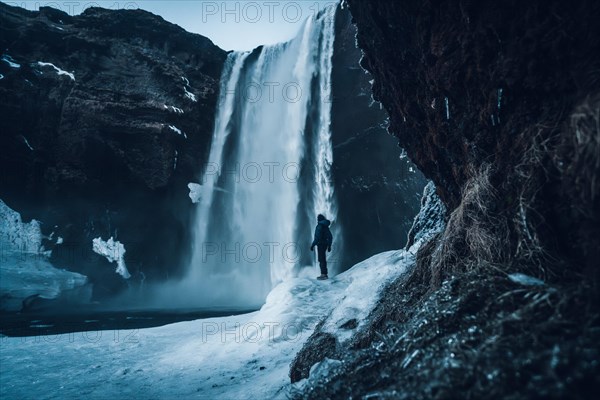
top-left (21, 135), bottom-right (34, 151)
top-left (497, 88), bottom-right (503, 110)
top-left (496, 88), bottom-right (503, 125)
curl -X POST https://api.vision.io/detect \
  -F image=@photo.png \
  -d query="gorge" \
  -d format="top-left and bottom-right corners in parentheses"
top-left (1, 1), bottom-right (599, 399)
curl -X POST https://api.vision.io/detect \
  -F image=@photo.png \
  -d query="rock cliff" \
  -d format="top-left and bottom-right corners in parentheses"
top-left (0, 3), bottom-right (227, 297)
top-left (292, 1), bottom-right (600, 397)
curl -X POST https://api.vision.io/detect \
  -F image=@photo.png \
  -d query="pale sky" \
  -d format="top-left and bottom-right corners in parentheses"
top-left (2, 0), bottom-right (339, 50)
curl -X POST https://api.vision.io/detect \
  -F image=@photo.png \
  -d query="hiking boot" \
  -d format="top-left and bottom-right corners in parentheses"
top-left (317, 275), bottom-right (328, 280)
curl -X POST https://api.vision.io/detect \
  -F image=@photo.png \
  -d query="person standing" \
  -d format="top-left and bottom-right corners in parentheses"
top-left (310, 214), bottom-right (333, 280)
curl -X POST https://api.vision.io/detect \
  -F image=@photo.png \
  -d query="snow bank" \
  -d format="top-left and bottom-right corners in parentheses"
top-left (188, 182), bottom-right (202, 203)
top-left (0, 200), bottom-right (88, 311)
top-left (0, 247), bottom-right (414, 399)
top-left (37, 61), bottom-right (75, 81)
top-left (168, 124), bottom-right (187, 138)
top-left (92, 237), bottom-right (131, 279)
top-left (183, 86), bottom-right (197, 102)
top-left (1, 54), bottom-right (20, 68)
top-left (0, 254), bottom-right (89, 312)
top-left (164, 104), bottom-right (184, 114)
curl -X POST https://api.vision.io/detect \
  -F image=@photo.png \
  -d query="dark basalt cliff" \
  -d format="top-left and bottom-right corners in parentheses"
top-left (0, 4), bottom-right (226, 297)
top-left (293, 0), bottom-right (600, 398)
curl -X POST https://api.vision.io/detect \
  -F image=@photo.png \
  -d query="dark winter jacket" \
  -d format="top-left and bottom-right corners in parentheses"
top-left (311, 219), bottom-right (333, 247)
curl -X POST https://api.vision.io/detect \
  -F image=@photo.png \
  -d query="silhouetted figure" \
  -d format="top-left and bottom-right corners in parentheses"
top-left (310, 214), bottom-right (333, 280)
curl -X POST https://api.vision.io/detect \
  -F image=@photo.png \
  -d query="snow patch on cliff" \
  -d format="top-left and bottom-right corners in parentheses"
top-left (1, 54), bottom-right (20, 68)
top-left (183, 86), bottom-right (197, 102)
top-left (92, 237), bottom-right (131, 279)
top-left (37, 61), bottom-right (75, 80)
top-left (188, 182), bottom-right (202, 203)
top-left (164, 104), bottom-right (184, 114)
top-left (168, 125), bottom-right (187, 138)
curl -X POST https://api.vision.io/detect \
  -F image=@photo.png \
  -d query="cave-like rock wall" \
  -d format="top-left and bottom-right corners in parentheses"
top-left (290, 1), bottom-right (600, 397)
top-left (0, 4), bottom-right (227, 297)
top-left (346, 0), bottom-right (600, 287)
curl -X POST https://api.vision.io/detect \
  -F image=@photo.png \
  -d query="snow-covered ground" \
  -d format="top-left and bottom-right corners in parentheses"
top-left (0, 250), bottom-right (414, 399)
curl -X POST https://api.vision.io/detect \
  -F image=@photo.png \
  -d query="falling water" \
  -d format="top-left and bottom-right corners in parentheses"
top-left (173, 7), bottom-right (338, 307)
top-left (313, 11), bottom-right (337, 236)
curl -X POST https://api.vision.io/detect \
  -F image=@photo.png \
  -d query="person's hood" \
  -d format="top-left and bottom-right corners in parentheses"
top-left (318, 219), bottom-right (331, 227)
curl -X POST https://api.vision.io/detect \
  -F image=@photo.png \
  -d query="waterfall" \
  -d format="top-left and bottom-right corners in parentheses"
top-left (180, 7), bottom-right (338, 307)
top-left (313, 10), bottom-right (337, 240)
